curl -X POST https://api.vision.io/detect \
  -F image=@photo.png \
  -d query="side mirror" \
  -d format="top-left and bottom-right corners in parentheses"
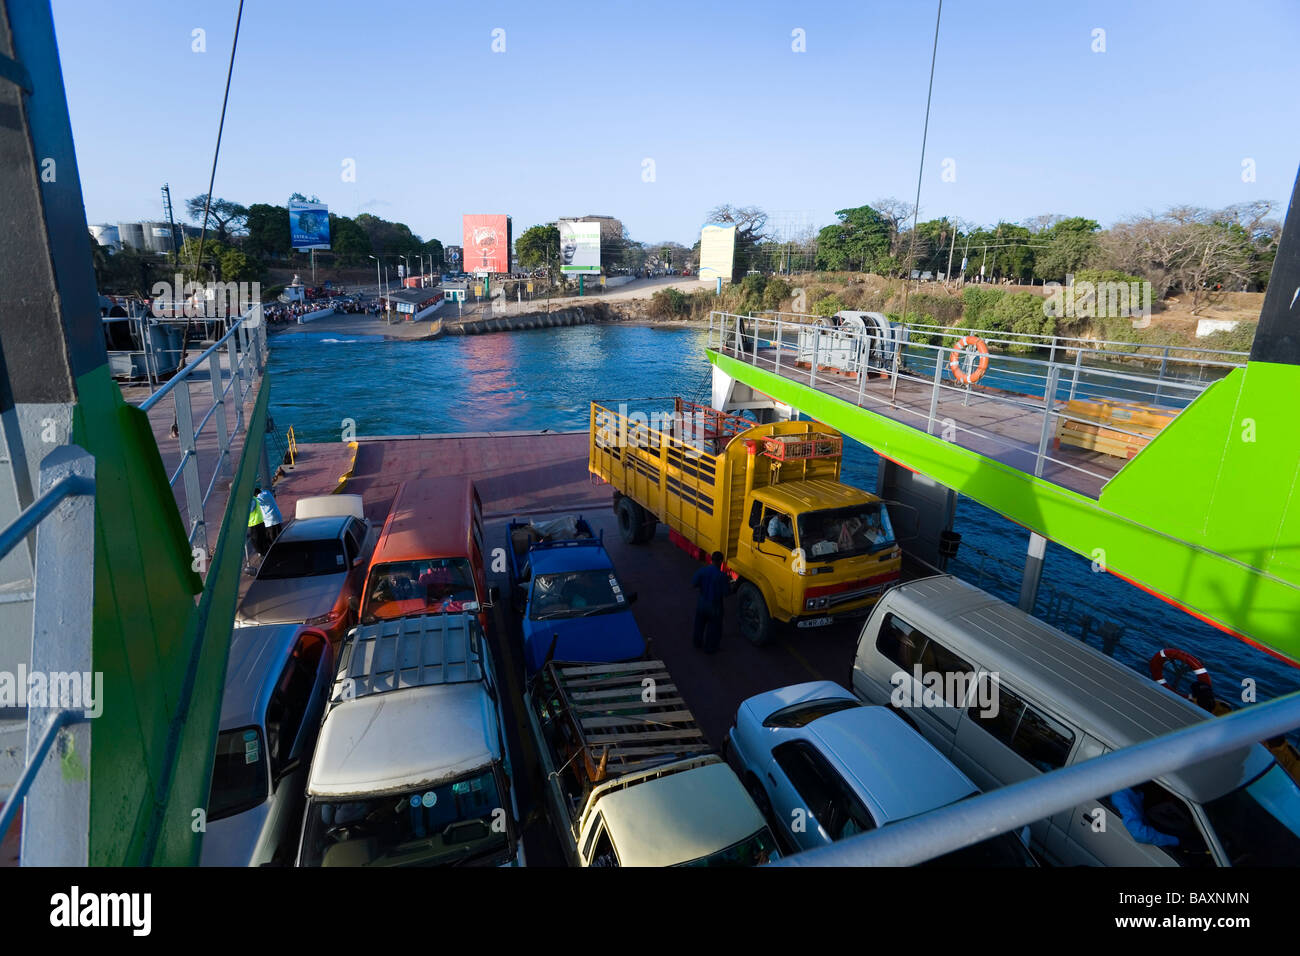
top-left (487, 585), bottom-right (500, 607)
top-left (752, 526), bottom-right (766, 544)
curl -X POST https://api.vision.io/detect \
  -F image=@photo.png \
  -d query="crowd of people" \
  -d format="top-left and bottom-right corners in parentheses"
top-left (262, 296), bottom-right (381, 326)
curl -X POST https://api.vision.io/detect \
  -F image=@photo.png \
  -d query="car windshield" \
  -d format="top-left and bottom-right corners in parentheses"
top-left (299, 767), bottom-right (512, 867)
top-left (207, 726), bottom-right (268, 822)
top-left (530, 569), bottom-right (628, 621)
top-left (1201, 765), bottom-right (1300, 865)
top-left (797, 503), bottom-right (895, 560)
top-left (258, 538), bottom-right (347, 579)
top-left (676, 827), bottom-right (781, 867)
top-left (361, 558), bottom-right (477, 624)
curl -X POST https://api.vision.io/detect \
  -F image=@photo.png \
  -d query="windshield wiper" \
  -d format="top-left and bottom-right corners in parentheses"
top-left (574, 605), bottom-right (621, 617)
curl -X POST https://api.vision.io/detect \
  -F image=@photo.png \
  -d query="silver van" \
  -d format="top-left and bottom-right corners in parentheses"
top-left (851, 575), bottom-right (1300, 867)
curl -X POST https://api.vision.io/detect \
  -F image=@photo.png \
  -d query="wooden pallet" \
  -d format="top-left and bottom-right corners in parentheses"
top-left (546, 660), bottom-right (709, 780)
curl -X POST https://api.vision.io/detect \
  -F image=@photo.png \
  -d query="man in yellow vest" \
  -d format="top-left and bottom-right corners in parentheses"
top-left (248, 493), bottom-right (267, 557)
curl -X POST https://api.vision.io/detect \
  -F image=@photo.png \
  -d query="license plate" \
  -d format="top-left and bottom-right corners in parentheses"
top-left (797, 616), bottom-right (833, 628)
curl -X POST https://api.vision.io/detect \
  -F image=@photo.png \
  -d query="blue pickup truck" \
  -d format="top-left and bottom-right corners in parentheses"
top-left (505, 516), bottom-right (646, 675)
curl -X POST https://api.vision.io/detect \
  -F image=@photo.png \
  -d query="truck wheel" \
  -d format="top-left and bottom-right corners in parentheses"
top-left (616, 496), bottom-right (645, 545)
top-left (737, 582), bottom-right (773, 646)
top-left (636, 512), bottom-right (657, 544)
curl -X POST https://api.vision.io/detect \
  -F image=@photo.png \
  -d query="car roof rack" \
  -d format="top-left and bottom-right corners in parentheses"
top-left (331, 613), bottom-right (485, 703)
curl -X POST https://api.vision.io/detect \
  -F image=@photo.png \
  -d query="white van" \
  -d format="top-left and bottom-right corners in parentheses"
top-left (851, 575), bottom-right (1300, 867)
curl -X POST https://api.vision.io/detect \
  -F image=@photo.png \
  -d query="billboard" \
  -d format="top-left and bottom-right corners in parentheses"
top-left (559, 220), bottom-right (601, 274)
top-left (289, 201), bottom-right (331, 250)
top-left (462, 214), bottom-right (511, 274)
top-left (698, 223), bottom-right (737, 283)
top-left (444, 245), bottom-right (462, 268)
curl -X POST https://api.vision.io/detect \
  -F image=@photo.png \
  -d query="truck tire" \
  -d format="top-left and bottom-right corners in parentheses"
top-left (616, 496), bottom-right (646, 545)
top-left (737, 582), bottom-right (773, 646)
top-left (636, 511), bottom-right (657, 544)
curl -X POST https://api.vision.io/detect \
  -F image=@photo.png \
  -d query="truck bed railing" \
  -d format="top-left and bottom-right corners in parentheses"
top-left (538, 660), bottom-right (710, 784)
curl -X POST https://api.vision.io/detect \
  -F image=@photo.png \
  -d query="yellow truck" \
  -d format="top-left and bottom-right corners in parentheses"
top-left (589, 398), bottom-right (901, 645)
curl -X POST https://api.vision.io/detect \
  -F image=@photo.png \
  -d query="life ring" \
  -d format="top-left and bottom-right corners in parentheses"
top-left (948, 335), bottom-right (989, 385)
top-left (1148, 647), bottom-right (1212, 690)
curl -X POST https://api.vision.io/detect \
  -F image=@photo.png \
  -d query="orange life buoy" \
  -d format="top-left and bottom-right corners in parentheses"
top-left (948, 335), bottom-right (989, 385)
top-left (1148, 647), bottom-right (1212, 690)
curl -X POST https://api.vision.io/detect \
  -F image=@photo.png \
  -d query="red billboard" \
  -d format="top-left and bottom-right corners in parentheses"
top-left (462, 214), bottom-right (511, 274)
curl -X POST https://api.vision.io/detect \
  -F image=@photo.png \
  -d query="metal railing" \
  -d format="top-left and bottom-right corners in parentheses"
top-left (137, 306), bottom-right (268, 556)
top-left (708, 312), bottom-right (1248, 495)
top-left (0, 446), bottom-right (96, 866)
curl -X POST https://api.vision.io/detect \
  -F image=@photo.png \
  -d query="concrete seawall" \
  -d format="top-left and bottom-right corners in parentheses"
top-left (450, 306), bottom-right (600, 335)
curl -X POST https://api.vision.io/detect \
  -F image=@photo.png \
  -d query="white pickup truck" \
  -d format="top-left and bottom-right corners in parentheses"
top-left (525, 659), bottom-right (779, 866)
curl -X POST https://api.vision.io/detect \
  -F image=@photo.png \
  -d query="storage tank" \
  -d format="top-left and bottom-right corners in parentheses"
top-left (142, 221), bottom-right (176, 255)
top-left (116, 221), bottom-right (146, 251)
top-left (88, 224), bottom-right (120, 252)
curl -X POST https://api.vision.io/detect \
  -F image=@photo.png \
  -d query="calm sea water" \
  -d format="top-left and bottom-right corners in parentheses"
top-left (268, 324), bottom-right (1298, 700)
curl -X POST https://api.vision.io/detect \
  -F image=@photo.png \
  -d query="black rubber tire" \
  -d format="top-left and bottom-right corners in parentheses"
top-left (737, 582), bottom-right (773, 646)
top-left (636, 511), bottom-right (657, 544)
top-left (616, 496), bottom-right (645, 545)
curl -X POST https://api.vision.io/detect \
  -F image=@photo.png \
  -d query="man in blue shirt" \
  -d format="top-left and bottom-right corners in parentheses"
top-left (692, 551), bottom-right (731, 654)
top-left (1111, 787), bottom-right (1180, 848)
top-left (253, 481), bottom-right (284, 546)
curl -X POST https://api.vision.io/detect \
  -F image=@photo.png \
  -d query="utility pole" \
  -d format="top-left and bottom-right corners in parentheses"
top-left (945, 219), bottom-right (957, 286)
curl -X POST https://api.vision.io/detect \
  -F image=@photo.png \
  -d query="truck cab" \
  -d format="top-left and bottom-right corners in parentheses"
top-left (739, 479), bottom-right (902, 641)
top-left (506, 515), bottom-right (646, 674)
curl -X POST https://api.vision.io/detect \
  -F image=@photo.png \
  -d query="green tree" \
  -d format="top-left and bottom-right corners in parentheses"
top-left (244, 203), bottom-right (290, 258)
top-left (1032, 217), bottom-right (1100, 281)
top-left (217, 246), bottom-right (264, 283)
top-left (329, 214), bottom-right (372, 266)
top-left (815, 205), bottom-right (891, 272)
top-left (991, 291), bottom-right (1047, 348)
top-left (961, 286), bottom-right (1007, 329)
top-left (515, 224), bottom-right (560, 270)
top-left (421, 238), bottom-right (444, 271)
top-left (185, 194), bottom-right (248, 244)
top-left (762, 277), bottom-right (791, 311)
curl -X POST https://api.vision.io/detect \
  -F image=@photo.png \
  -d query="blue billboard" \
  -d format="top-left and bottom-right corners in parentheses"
top-left (289, 200), bottom-right (331, 250)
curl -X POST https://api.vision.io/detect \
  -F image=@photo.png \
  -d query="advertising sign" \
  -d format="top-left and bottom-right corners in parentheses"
top-left (289, 200), bottom-right (331, 251)
top-left (559, 219), bottom-right (601, 274)
top-left (462, 214), bottom-right (511, 274)
top-left (698, 223), bottom-right (737, 283)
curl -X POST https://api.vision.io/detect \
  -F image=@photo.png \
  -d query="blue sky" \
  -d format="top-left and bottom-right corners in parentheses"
top-left (52, 0), bottom-right (1300, 247)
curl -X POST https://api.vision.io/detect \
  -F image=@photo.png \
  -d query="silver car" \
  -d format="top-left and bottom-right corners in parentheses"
top-left (201, 623), bottom-right (333, 866)
top-left (237, 496), bottom-right (376, 644)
